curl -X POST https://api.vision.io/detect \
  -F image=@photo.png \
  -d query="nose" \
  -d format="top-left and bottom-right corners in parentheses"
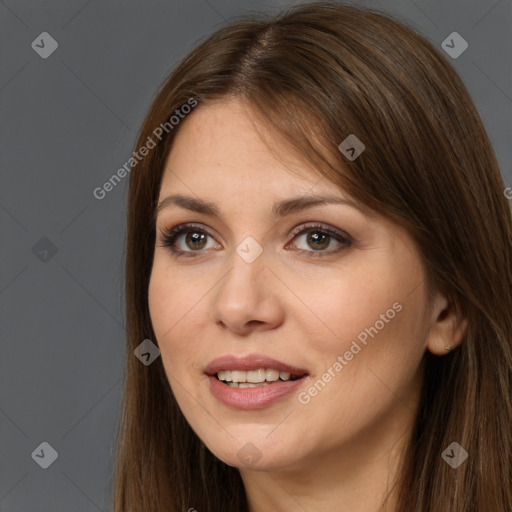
top-left (210, 245), bottom-right (285, 335)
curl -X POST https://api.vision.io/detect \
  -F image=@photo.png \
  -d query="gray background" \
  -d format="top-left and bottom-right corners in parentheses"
top-left (1, 0), bottom-right (511, 510)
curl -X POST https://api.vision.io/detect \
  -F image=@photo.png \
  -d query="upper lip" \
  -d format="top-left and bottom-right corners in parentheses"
top-left (205, 354), bottom-right (309, 376)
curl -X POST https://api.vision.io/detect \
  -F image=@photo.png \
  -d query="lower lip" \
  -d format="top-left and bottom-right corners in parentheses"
top-left (207, 375), bottom-right (307, 409)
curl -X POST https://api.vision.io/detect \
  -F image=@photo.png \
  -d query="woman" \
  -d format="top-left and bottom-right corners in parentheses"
top-left (111, 2), bottom-right (512, 511)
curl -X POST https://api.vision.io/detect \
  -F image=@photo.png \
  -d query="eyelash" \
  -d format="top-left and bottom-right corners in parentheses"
top-left (156, 222), bottom-right (352, 258)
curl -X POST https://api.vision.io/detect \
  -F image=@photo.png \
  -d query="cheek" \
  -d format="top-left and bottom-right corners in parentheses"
top-left (298, 265), bottom-right (401, 353)
top-left (149, 259), bottom-right (198, 336)
top-left (304, 263), bottom-right (427, 385)
top-left (148, 267), bottom-right (184, 364)
top-left (148, 269), bottom-right (174, 340)
top-left (148, 263), bottom-right (208, 375)
top-left (148, 274), bottom-right (194, 415)
top-left (298, 294), bottom-right (426, 440)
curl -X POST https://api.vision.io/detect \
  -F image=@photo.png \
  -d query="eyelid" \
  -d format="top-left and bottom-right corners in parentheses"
top-left (288, 222), bottom-right (350, 242)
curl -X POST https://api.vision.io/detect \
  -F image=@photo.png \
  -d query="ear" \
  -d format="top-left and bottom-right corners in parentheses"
top-left (426, 291), bottom-right (468, 355)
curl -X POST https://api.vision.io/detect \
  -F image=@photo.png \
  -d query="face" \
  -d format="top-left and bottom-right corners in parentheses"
top-left (148, 98), bottom-right (434, 474)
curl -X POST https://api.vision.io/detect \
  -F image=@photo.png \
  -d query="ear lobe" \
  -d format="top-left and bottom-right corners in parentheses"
top-left (426, 292), bottom-right (468, 356)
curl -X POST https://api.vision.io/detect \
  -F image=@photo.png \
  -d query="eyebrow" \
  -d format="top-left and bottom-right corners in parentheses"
top-left (153, 193), bottom-right (368, 222)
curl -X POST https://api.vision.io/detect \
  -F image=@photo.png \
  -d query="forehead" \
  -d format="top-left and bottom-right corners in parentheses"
top-left (159, 98), bottom-right (337, 198)
top-left (154, 100), bottom-right (378, 229)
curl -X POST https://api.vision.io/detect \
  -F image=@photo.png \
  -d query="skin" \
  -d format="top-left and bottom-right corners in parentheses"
top-left (148, 98), bottom-right (468, 512)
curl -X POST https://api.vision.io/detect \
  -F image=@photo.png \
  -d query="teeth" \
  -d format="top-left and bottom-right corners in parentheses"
top-left (247, 369), bottom-right (266, 383)
top-left (217, 370), bottom-right (229, 381)
top-left (216, 367), bottom-right (298, 383)
top-left (265, 369), bottom-right (279, 381)
top-left (231, 370), bottom-right (246, 383)
top-left (239, 382), bottom-right (268, 388)
top-left (228, 382), bottom-right (270, 388)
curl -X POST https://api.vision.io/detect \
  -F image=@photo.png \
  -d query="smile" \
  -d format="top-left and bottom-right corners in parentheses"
top-left (205, 355), bottom-right (309, 409)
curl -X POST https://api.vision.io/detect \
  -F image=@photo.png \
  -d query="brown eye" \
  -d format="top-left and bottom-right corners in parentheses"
top-left (182, 231), bottom-right (208, 250)
top-left (304, 231), bottom-right (331, 250)
top-left (288, 223), bottom-right (352, 257)
top-left (157, 224), bottom-right (218, 255)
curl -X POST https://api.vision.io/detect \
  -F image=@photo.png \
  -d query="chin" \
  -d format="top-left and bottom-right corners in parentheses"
top-left (198, 428), bottom-right (305, 472)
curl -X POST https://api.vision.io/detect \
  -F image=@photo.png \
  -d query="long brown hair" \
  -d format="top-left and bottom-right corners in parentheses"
top-left (111, 2), bottom-right (512, 510)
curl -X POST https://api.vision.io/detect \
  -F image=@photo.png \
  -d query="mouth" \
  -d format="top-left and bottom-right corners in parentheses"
top-left (204, 354), bottom-right (309, 409)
